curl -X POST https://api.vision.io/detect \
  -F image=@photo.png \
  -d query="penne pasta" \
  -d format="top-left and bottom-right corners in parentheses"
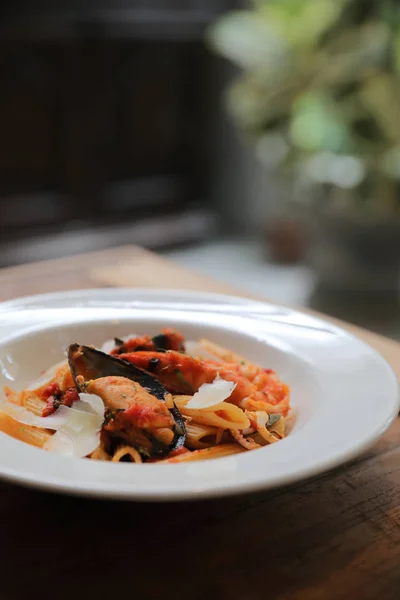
top-left (158, 443), bottom-right (245, 463)
top-left (20, 391), bottom-right (47, 416)
top-left (251, 432), bottom-right (270, 446)
top-left (90, 445), bottom-right (112, 461)
top-left (174, 395), bottom-right (250, 430)
top-left (112, 445), bottom-right (142, 463)
top-left (31, 363), bottom-right (74, 396)
top-left (0, 413), bottom-right (52, 448)
top-left (268, 415), bottom-right (285, 438)
top-left (57, 364), bottom-right (75, 392)
top-left (185, 422), bottom-right (222, 450)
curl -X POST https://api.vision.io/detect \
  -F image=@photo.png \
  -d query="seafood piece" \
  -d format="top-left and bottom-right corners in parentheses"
top-left (68, 344), bottom-right (186, 455)
top-left (119, 351), bottom-right (290, 416)
top-left (110, 328), bottom-right (185, 355)
top-left (87, 376), bottom-right (176, 452)
top-left (68, 343), bottom-right (167, 400)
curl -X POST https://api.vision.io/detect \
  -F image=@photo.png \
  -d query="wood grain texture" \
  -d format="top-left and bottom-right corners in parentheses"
top-left (0, 244), bottom-right (399, 600)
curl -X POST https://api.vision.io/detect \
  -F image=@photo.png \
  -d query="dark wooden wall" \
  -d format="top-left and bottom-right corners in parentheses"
top-left (0, 2), bottom-right (236, 242)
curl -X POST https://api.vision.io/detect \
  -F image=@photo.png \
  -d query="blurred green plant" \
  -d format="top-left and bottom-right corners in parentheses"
top-left (208, 0), bottom-right (400, 214)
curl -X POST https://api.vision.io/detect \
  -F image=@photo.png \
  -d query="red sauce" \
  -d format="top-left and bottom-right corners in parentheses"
top-left (111, 336), bottom-right (154, 355)
top-left (123, 403), bottom-right (154, 428)
top-left (42, 397), bottom-right (57, 418)
top-left (110, 328), bottom-right (185, 355)
top-left (62, 387), bottom-right (80, 407)
top-left (167, 447), bottom-right (190, 459)
top-left (41, 386), bottom-right (79, 417)
top-left (41, 383), bottom-right (61, 399)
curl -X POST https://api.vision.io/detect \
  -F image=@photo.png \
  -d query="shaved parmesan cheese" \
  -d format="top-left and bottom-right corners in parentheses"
top-left (186, 374), bottom-right (237, 409)
top-left (74, 393), bottom-right (105, 417)
top-left (44, 410), bottom-right (102, 457)
top-left (101, 339), bottom-right (117, 354)
top-left (26, 359), bottom-right (68, 391)
top-left (44, 431), bottom-right (74, 456)
top-left (101, 333), bottom-right (137, 354)
top-left (0, 392), bottom-right (105, 458)
top-left (0, 402), bottom-right (72, 429)
top-left (255, 411), bottom-right (269, 429)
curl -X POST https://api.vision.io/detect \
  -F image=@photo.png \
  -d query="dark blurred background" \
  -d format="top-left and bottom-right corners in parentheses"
top-left (0, 1), bottom-right (238, 260)
top-left (0, 1), bottom-right (399, 339)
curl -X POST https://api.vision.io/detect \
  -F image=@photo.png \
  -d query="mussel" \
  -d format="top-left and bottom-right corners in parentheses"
top-left (67, 344), bottom-right (186, 456)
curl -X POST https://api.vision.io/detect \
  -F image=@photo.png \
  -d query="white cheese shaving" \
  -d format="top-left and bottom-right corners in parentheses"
top-left (255, 411), bottom-right (269, 429)
top-left (0, 393), bottom-right (105, 458)
top-left (73, 393), bottom-right (105, 418)
top-left (26, 359), bottom-right (68, 391)
top-left (101, 333), bottom-right (137, 354)
top-left (43, 409), bottom-right (102, 457)
top-left (186, 374), bottom-right (237, 409)
top-left (0, 402), bottom-right (71, 429)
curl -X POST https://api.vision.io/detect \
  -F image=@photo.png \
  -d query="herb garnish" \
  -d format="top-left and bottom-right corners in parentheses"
top-left (267, 414), bottom-right (281, 428)
top-left (138, 447), bottom-right (151, 459)
top-left (104, 408), bottom-right (125, 424)
top-left (175, 369), bottom-right (187, 386)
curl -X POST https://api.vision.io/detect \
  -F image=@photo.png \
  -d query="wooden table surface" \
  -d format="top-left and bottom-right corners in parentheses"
top-left (0, 245), bottom-right (399, 600)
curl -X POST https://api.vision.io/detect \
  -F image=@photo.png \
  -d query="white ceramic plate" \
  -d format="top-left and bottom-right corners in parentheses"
top-left (0, 289), bottom-right (398, 501)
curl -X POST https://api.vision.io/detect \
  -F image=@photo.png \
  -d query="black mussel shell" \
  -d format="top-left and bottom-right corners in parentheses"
top-left (67, 344), bottom-right (186, 451)
top-left (151, 333), bottom-right (184, 352)
top-left (68, 343), bottom-right (166, 400)
top-left (151, 333), bottom-right (169, 352)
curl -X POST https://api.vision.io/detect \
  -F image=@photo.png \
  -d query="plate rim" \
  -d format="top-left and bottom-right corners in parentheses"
top-left (0, 287), bottom-right (398, 501)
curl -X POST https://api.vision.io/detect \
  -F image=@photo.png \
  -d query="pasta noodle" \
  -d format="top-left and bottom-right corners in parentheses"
top-left (268, 416), bottom-right (285, 438)
top-left (0, 328), bottom-right (290, 463)
top-left (185, 422), bottom-right (222, 449)
top-left (20, 392), bottom-right (46, 416)
top-left (90, 445), bottom-right (112, 461)
top-left (0, 413), bottom-right (52, 448)
top-left (174, 395), bottom-right (250, 430)
top-left (111, 445), bottom-right (142, 464)
top-left (159, 443), bottom-right (245, 463)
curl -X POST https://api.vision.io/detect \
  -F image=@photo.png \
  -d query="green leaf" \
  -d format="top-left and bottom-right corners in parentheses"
top-left (175, 369), bottom-right (188, 387)
top-left (265, 0), bottom-right (346, 49)
top-left (138, 447), bottom-right (151, 459)
top-left (267, 414), bottom-right (281, 428)
top-left (290, 93), bottom-right (350, 152)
